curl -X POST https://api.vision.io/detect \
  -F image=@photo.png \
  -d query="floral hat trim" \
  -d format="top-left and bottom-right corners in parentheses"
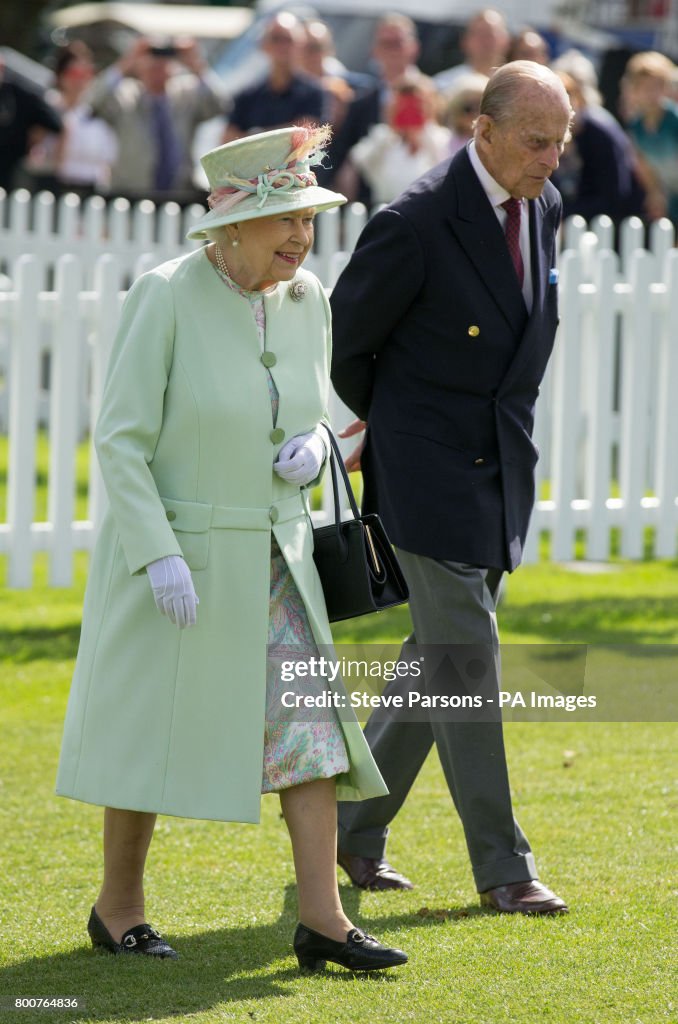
top-left (206, 125), bottom-right (330, 216)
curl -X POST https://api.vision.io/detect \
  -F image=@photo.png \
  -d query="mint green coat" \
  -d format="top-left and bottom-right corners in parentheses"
top-left (56, 247), bottom-right (387, 822)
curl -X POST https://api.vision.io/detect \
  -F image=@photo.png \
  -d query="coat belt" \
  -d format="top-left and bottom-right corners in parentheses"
top-left (161, 493), bottom-right (309, 532)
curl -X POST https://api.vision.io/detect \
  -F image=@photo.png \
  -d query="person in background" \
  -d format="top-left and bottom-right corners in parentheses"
top-left (330, 61), bottom-right (571, 916)
top-left (301, 19), bottom-right (373, 94)
top-left (328, 14), bottom-right (423, 200)
top-left (0, 56), bottom-right (62, 192)
top-left (337, 74), bottom-right (450, 205)
top-left (85, 35), bottom-right (226, 200)
top-left (552, 70), bottom-right (646, 224)
top-left (434, 9), bottom-right (509, 93)
top-left (56, 124), bottom-right (408, 975)
top-left (300, 20), bottom-right (358, 135)
top-left (443, 72), bottom-right (488, 156)
top-left (27, 42), bottom-right (117, 197)
top-left (620, 51), bottom-right (678, 224)
top-left (223, 13), bottom-right (325, 142)
top-left (506, 28), bottom-right (550, 65)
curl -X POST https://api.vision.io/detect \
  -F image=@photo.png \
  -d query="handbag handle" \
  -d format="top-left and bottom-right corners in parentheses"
top-left (323, 425), bottom-right (362, 522)
top-left (321, 427), bottom-right (385, 579)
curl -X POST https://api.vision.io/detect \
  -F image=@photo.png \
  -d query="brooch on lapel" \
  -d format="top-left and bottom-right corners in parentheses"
top-left (288, 280), bottom-right (306, 302)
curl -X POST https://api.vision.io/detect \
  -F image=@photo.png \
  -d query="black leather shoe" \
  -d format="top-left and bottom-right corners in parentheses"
top-left (480, 881), bottom-right (568, 916)
top-left (337, 851), bottom-right (414, 891)
top-left (293, 922), bottom-right (408, 972)
top-left (88, 906), bottom-right (179, 958)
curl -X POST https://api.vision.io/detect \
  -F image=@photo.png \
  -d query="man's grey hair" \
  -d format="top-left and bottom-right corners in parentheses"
top-left (479, 60), bottom-right (572, 125)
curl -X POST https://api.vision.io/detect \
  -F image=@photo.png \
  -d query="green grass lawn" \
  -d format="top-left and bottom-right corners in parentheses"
top-left (0, 552), bottom-right (676, 1024)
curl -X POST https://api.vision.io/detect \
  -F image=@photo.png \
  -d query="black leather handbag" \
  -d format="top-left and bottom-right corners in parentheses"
top-left (312, 428), bottom-right (409, 622)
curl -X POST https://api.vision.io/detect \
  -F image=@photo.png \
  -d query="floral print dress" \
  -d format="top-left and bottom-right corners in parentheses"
top-left (211, 259), bottom-right (349, 792)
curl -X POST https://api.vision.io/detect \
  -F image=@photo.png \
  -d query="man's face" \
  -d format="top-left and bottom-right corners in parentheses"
top-left (477, 87), bottom-right (572, 198)
top-left (138, 55), bottom-right (173, 94)
top-left (372, 26), bottom-right (418, 79)
top-left (262, 17), bottom-right (301, 72)
top-left (463, 15), bottom-right (508, 65)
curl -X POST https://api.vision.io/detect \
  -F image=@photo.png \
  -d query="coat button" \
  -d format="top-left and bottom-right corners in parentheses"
top-left (269, 506), bottom-right (279, 523)
top-left (468, 325), bottom-right (480, 337)
top-left (166, 510), bottom-right (177, 521)
top-left (261, 351), bottom-right (277, 368)
top-left (270, 427), bottom-right (286, 443)
top-left (473, 457), bottom-right (485, 465)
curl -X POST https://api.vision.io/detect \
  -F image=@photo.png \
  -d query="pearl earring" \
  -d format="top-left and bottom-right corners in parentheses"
top-left (232, 238), bottom-right (239, 248)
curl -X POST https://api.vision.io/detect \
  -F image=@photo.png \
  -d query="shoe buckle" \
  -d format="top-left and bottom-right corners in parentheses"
top-left (122, 934), bottom-right (137, 948)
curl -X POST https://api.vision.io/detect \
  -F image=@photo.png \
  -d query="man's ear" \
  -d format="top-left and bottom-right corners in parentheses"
top-left (475, 114), bottom-right (493, 145)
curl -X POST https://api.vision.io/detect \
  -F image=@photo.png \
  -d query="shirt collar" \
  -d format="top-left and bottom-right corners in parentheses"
top-left (467, 139), bottom-right (516, 210)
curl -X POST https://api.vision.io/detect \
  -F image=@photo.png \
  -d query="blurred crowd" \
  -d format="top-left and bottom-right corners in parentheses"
top-left (1, 6), bottom-right (677, 224)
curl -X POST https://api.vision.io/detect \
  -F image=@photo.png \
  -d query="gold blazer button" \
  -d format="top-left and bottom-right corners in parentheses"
top-left (468, 325), bottom-right (480, 337)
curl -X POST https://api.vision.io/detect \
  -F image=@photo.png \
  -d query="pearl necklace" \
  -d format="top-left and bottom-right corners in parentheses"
top-left (214, 244), bottom-right (233, 282)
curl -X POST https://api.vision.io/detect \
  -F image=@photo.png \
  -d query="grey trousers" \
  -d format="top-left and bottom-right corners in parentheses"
top-left (337, 549), bottom-right (538, 893)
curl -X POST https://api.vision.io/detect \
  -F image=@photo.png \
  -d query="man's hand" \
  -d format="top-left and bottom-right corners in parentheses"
top-left (175, 37), bottom-right (207, 76)
top-left (117, 36), bottom-right (151, 78)
top-left (338, 418), bottom-right (366, 472)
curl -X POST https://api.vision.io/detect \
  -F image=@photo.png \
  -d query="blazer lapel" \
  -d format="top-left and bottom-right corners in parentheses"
top-left (499, 194), bottom-right (559, 392)
top-left (444, 149), bottom-right (527, 331)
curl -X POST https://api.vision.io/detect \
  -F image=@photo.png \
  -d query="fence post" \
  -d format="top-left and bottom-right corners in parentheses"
top-left (649, 217), bottom-right (676, 265)
top-left (315, 206), bottom-right (340, 288)
top-left (7, 256), bottom-right (41, 587)
top-left (47, 255), bottom-right (82, 586)
top-left (619, 250), bottom-right (654, 558)
top-left (619, 217), bottom-right (645, 277)
top-left (87, 256), bottom-right (121, 533)
top-left (585, 249), bottom-right (618, 559)
top-left (562, 214), bottom-right (586, 251)
top-left (550, 251), bottom-right (582, 561)
top-left (654, 250), bottom-right (678, 557)
top-left (590, 215), bottom-right (614, 250)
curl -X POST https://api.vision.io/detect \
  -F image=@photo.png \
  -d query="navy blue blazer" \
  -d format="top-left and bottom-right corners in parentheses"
top-left (330, 146), bottom-right (562, 571)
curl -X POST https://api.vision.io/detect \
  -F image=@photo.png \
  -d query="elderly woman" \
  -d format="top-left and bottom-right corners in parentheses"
top-left (56, 125), bottom-right (407, 974)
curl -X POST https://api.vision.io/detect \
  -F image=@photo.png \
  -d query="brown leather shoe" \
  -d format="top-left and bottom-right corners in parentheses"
top-left (337, 851), bottom-right (414, 891)
top-left (480, 880), bottom-right (568, 915)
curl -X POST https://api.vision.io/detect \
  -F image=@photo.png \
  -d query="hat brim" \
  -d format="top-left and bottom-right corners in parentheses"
top-left (186, 185), bottom-right (347, 240)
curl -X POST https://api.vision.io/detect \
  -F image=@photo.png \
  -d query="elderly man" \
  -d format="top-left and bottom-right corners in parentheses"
top-left (223, 12), bottom-right (325, 142)
top-left (331, 62), bottom-right (573, 916)
top-left (85, 36), bottom-right (226, 199)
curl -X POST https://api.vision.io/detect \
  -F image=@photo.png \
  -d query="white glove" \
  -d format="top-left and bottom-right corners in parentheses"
top-left (146, 554), bottom-right (199, 628)
top-left (274, 429), bottom-right (327, 486)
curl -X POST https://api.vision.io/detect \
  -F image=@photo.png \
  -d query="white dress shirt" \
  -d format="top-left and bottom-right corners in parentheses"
top-left (467, 140), bottom-right (533, 311)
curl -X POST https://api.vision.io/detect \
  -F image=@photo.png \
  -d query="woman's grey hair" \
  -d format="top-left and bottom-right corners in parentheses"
top-left (479, 60), bottom-right (572, 125)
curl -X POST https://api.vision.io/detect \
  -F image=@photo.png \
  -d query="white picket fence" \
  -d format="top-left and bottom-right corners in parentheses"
top-left (0, 187), bottom-right (366, 290)
top-left (0, 188), bottom-right (676, 586)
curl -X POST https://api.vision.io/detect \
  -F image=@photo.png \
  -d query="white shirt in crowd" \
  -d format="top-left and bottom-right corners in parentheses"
top-left (349, 121), bottom-right (452, 206)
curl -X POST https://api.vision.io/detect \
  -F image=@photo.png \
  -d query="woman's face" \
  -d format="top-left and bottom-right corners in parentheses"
top-left (226, 210), bottom-right (316, 290)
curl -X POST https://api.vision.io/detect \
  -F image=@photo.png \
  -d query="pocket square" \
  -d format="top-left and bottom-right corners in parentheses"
top-left (549, 268), bottom-right (559, 284)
